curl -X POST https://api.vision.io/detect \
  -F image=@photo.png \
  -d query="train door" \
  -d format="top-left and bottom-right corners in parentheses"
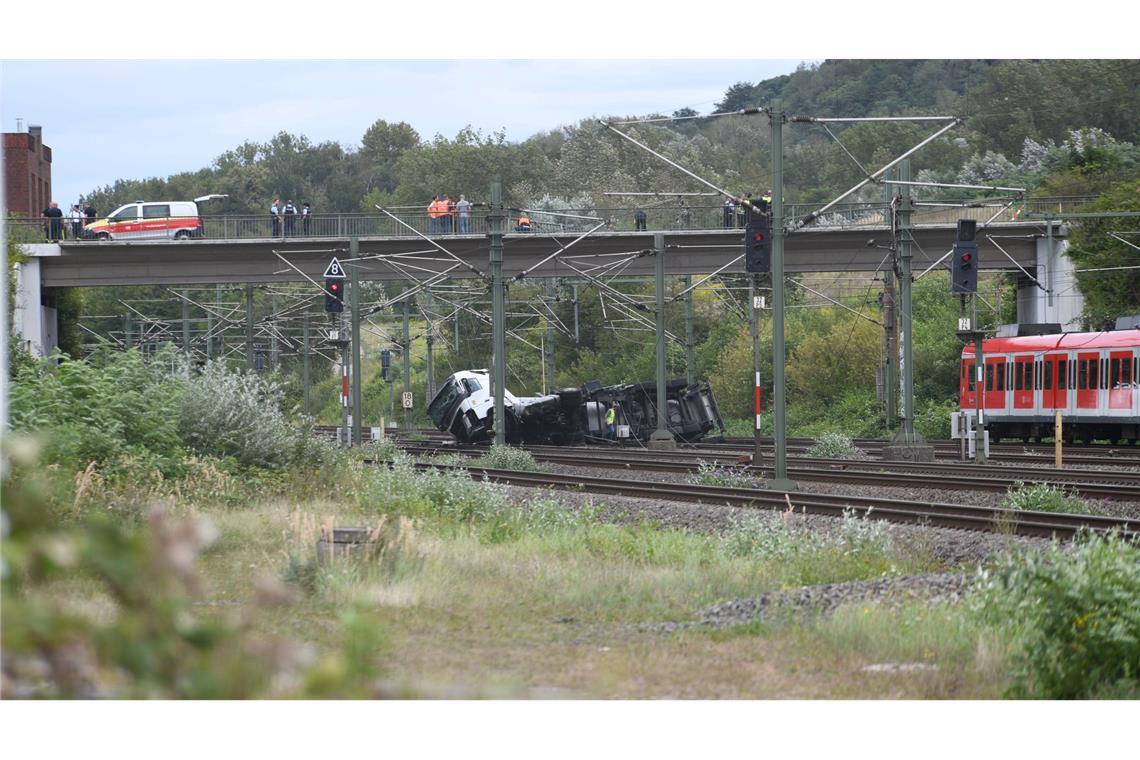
top-left (1041, 354), bottom-right (1067, 410)
top-left (1076, 352), bottom-right (1100, 410)
top-left (984, 356), bottom-right (1006, 411)
top-left (1013, 355), bottom-right (1034, 409)
top-left (960, 357), bottom-right (976, 409)
top-left (1109, 351), bottom-right (1133, 410)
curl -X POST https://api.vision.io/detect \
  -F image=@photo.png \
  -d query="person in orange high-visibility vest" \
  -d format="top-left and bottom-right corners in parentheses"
top-left (516, 213), bottom-right (531, 232)
top-left (428, 196), bottom-right (442, 234)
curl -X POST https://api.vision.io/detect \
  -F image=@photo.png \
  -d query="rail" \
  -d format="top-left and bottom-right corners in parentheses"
top-left (5, 196), bottom-right (1095, 244)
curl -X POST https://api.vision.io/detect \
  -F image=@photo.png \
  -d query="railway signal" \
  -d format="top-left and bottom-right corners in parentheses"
top-left (380, 348), bottom-right (391, 380)
top-left (324, 278), bottom-right (345, 312)
top-left (951, 219), bottom-right (978, 293)
top-left (744, 210), bottom-right (771, 273)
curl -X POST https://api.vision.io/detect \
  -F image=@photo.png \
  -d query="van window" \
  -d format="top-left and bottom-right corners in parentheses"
top-left (110, 205), bottom-right (138, 221)
top-left (143, 204), bottom-right (171, 219)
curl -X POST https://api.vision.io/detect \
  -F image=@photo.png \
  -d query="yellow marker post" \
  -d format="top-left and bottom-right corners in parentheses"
top-left (1055, 411), bottom-right (1062, 469)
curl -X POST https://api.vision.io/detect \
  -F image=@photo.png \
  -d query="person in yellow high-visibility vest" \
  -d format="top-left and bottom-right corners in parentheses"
top-left (606, 403), bottom-right (619, 441)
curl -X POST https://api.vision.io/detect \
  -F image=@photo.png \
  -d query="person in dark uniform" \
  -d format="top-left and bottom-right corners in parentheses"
top-left (43, 202), bottom-right (64, 241)
top-left (282, 199), bottom-right (297, 236)
top-left (634, 208), bottom-right (647, 231)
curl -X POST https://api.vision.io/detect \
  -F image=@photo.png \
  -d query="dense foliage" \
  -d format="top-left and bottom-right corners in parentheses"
top-left (975, 532), bottom-right (1140, 698)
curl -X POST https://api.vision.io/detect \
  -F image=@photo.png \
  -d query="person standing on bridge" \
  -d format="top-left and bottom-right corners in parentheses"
top-left (83, 201), bottom-right (97, 227)
top-left (456, 194), bottom-right (472, 233)
top-left (270, 198), bottom-right (281, 237)
top-left (428, 195), bottom-right (442, 235)
top-left (443, 194), bottom-right (455, 234)
top-left (42, 202), bottom-right (64, 242)
top-left (282, 199), bottom-right (297, 236)
top-left (302, 202), bottom-right (311, 235)
top-left (634, 208), bottom-right (647, 231)
top-left (68, 205), bottom-right (83, 240)
top-left (723, 198), bottom-right (734, 229)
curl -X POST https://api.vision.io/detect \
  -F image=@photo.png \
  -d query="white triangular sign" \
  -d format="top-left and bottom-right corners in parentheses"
top-left (324, 257), bottom-right (346, 278)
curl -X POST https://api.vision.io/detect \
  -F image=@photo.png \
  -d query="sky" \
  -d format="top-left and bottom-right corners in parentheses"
top-left (4, 0), bottom-right (1127, 212)
top-left (0, 59), bottom-right (804, 207)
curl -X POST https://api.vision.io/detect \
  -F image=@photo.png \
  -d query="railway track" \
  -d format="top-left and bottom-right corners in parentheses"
top-left (313, 426), bottom-right (1140, 468)
top-left (405, 461), bottom-right (1139, 541)
top-left (397, 443), bottom-right (1140, 503)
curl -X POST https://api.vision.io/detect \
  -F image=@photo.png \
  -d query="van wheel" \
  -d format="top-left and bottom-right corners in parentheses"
top-left (174, 230), bottom-right (190, 240)
top-left (96, 232), bottom-right (110, 240)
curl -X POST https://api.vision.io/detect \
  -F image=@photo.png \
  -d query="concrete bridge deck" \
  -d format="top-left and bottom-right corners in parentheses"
top-left (27, 221), bottom-right (1050, 287)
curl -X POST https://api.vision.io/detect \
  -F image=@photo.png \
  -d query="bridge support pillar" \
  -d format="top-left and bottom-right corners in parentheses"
top-left (12, 255), bottom-right (57, 358)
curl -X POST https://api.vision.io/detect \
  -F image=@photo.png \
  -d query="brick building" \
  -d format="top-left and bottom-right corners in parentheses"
top-left (3, 124), bottom-right (52, 217)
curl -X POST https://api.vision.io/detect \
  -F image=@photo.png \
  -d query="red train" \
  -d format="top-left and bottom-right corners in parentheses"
top-left (960, 329), bottom-right (1140, 444)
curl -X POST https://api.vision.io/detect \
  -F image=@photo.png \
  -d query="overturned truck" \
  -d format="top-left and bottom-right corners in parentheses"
top-left (427, 370), bottom-right (726, 445)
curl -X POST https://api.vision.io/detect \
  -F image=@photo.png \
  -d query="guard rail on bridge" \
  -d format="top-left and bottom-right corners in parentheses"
top-left (5, 197), bottom-right (1089, 244)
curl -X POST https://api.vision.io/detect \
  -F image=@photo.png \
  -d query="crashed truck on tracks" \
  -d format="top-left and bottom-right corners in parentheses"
top-left (427, 369), bottom-right (726, 445)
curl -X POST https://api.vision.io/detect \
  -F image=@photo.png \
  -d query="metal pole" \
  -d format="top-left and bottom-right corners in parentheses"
top-left (269, 293), bottom-right (278, 369)
top-left (490, 180), bottom-right (507, 446)
top-left (124, 312), bottom-right (132, 350)
top-left (245, 284), bottom-right (254, 370)
top-left (883, 269), bottom-right (898, 428)
top-left (973, 295), bottom-right (987, 465)
top-left (403, 298), bottom-right (412, 430)
top-left (769, 101), bottom-right (795, 489)
top-left (751, 274), bottom-right (763, 466)
top-left (649, 233), bottom-right (675, 448)
top-left (351, 237), bottom-right (362, 446)
top-left (425, 290), bottom-right (435, 402)
top-left (885, 160), bottom-right (934, 461)
top-left (181, 289), bottom-right (191, 355)
top-left (303, 314), bottom-right (311, 417)
top-left (685, 274), bottom-right (695, 386)
top-left (544, 278), bottom-right (556, 392)
top-left (573, 282), bottom-right (580, 344)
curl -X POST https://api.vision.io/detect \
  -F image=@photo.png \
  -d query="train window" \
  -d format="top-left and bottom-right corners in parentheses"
top-left (985, 363), bottom-right (994, 392)
top-left (1078, 360), bottom-right (1088, 390)
top-left (996, 362), bottom-right (1005, 391)
top-left (1043, 362), bottom-right (1052, 391)
top-left (1035, 361), bottom-right (1041, 390)
top-left (1111, 358), bottom-right (1122, 388)
top-left (966, 361), bottom-right (975, 392)
top-left (1102, 358), bottom-right (1108, 389)
top-left (1125, 358), bottom-right (1133, 387)
top-left (1091, 359), bottom-right (1099, 390)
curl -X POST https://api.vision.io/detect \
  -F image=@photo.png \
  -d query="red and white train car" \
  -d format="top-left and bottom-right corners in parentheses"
top-left (960, 329), bottom-right (1140, 443)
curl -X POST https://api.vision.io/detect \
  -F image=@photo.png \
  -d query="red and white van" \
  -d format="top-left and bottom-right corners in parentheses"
top-left (83, 194), bottom-right (226, 240)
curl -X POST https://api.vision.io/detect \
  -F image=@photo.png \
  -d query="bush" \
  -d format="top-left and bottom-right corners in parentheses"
top-left (688, 460), bottom-right (762, 489)
top-left (178, 361), bottom-right (324, 469)
top-left (8, 345), bottom-right (186, 475)
top-left (1002, 482), bottom-right (1088, 514)
top-left (974, 532), bottom-right (1140, 698)
top-left (806, 432), bottom-right (868, 460)
top-left (472, 444), bottom-right (546, 473)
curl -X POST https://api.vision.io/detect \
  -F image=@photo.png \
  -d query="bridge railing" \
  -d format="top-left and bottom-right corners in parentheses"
top-left (4, 196), bottom-right (1097, 243)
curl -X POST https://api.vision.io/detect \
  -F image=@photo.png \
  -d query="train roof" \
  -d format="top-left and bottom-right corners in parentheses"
top-left (961, 329), bottom-right (1140, 356)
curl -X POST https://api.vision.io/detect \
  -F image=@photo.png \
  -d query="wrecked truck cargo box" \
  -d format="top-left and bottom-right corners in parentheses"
top-left (427, 370), bottom-right (725, 445)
